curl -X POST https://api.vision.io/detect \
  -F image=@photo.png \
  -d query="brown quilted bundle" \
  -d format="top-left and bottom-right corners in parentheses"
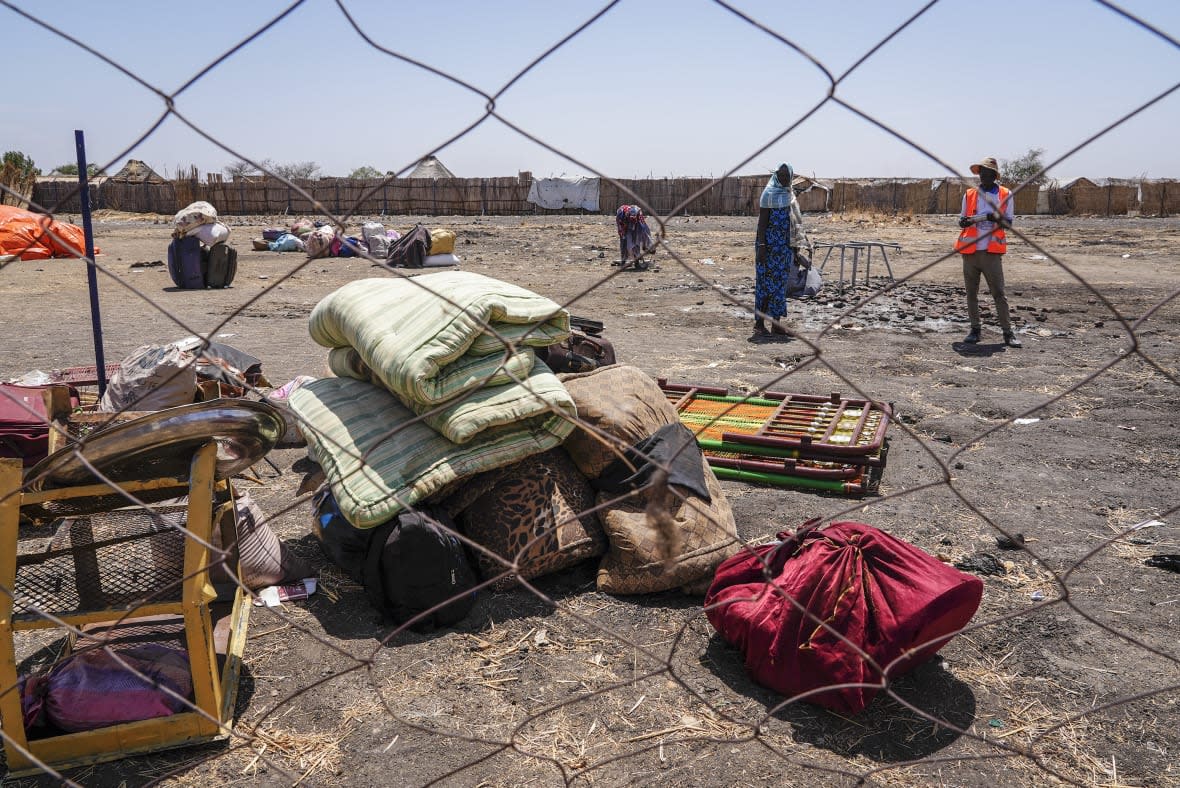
top-left (595, 460), bottom-right (739, 594)
top-left (558, 365), bottom-right (681, 480)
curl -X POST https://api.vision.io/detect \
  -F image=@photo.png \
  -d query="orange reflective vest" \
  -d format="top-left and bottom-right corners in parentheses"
top-left (955, 186), bottom-right (1011, 255)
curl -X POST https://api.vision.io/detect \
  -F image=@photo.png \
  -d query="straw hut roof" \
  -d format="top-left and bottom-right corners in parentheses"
top-left (408, 156), bottom-right (456, 179)
top-left (791, 175), bottom-right (830, 193)
top-left (106, 159), bottom-right (166, 183)
top-left (1061, 176), bottom-right (1098, 191)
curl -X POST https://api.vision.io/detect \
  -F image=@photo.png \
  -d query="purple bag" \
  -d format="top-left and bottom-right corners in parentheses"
top-left (261, 227), bottom-right (285, 241)
top-left (21, 644), bottom-right (193, 733)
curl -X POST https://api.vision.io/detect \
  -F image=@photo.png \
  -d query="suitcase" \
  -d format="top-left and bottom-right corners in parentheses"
top-left (537, 330), bottom-right (617, 373)
top-left (205, 242), bottom-right (238, 288)
top-left (167, 235), bottom-right (206, 289)
top-left (0, 384), bottom-right (78, 467)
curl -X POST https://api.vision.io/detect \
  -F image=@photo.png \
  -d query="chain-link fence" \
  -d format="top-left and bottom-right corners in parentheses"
top-left (1, 1), bottom-right (1178, 785)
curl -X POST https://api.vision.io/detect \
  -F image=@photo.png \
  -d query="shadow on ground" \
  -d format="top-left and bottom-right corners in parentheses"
top-left (702, 635), bottom-right (975, 762)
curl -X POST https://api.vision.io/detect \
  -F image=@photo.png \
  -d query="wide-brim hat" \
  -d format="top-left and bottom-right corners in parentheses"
top-left (970, 156), bottom-right (1000, 175)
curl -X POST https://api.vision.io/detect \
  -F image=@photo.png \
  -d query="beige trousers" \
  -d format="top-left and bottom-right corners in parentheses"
top-left (962, 252), bottom-right (1012, 332)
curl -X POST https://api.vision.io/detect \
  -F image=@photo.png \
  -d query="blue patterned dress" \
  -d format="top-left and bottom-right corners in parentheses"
top-left (756, 207), bottom-right (795, 319)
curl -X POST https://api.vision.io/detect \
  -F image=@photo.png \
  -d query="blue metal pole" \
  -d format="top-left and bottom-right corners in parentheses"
top-left (74, 130), bottom-right (107, 397)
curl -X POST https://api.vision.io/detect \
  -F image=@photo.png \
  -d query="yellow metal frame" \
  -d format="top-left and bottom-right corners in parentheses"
top-left (0, 441), bottom-right (250, 777)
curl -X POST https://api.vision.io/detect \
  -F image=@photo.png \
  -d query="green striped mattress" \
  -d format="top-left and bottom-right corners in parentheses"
top-left (289, 377), bottom-right (576, 529)
top-left (310, 272), bottom-right (570, 406)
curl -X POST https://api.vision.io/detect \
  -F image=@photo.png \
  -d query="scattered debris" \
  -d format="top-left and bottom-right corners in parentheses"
top-left (255, 578), bottom-right (318, 607)
top-left (996, 533), bottom-right (1026, 550)
top-left (129, 259), bottom-right (163, 268)
top-left (955, 553), bottom-right (1006, 576)
top-left (1144, 555), bottom-right (1180, 574)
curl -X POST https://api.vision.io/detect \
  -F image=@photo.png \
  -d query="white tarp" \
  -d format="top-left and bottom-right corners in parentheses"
top-left (526, 177), bottom-right (600, 211)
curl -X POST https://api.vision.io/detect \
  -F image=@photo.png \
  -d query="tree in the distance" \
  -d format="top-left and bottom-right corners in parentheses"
top-left (271, 161), bottom-right (321, 180)
top-left (1001, 148), bottom-right (1047, 186)
top-left (349, 166), bottom-right (383, 179)
top-left (224, 160), bottom-right (259, 178)
top-left (50, 163), bottom-right (104, 177)
top-left (2, 151), bottom-right (40, 178)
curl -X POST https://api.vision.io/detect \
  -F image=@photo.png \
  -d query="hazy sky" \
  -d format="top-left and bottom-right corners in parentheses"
top-left (2, 0), bottom-right (1177, 182)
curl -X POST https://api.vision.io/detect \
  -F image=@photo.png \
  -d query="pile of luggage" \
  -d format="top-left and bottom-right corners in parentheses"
top-left (167, 201), bottom-right (238, 289)
top-left (250, 219), bottom-right (461, 267)
top-left (288, 272), bottom-right (740, 631)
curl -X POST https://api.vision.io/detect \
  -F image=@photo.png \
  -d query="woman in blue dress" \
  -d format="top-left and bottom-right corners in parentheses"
top-left (754, 162), bottom-right (812, 337)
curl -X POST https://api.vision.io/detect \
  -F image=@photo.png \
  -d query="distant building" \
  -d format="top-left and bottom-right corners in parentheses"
top-left (106, 159), bottom-right (166, 184)
top-left (408, 156), bottom-right (456, 179)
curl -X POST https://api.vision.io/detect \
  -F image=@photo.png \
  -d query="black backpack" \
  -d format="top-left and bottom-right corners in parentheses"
top-left (314, 489), bottom-right (373, 584)
top-left (362, 507), bottom-right (477, 631)
top-left (205, 242), bottom-right (238, 288)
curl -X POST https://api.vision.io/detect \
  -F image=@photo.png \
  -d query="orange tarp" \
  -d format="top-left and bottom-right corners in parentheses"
top-left (0, 205), bottom-right (98, 261)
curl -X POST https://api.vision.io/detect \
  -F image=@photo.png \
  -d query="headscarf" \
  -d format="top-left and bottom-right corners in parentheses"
top-left (759, 163), bottom-right (796, 209)
top-left (616, 204), bottom-right (644, 237)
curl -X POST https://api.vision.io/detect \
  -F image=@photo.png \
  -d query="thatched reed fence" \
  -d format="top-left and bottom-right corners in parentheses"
top-left (1137, 180), bottom-right (1180, 217)
top-left (28, 174), bottom-right (1175, 217)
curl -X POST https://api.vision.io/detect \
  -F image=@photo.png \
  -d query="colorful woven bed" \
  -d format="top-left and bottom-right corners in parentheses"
top-left (659, 380), bottom-right (891, 495)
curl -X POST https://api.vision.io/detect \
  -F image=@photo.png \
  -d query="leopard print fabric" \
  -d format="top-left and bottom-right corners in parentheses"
top-left (457, 448), bottom-right (606, 589)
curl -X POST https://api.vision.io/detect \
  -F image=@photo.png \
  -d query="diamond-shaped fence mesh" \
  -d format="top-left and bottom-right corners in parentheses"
top-left (0, 0), bottom-right (1178, 785)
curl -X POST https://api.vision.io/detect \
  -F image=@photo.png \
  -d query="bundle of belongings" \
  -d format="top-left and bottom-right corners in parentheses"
top-left (535, 316), bottom-right (617, 374)
top-left (250, 219), bottom-right (461, 268)
top-left (16, 483), bottom-right (310, 737)
top-left (97, 337), bottom-right (268, 413)
top-left (168, 201), bottom-right (237, 289)
top-left (0, 205), bottom-right (97, 261)
top-left (705, 520), bottom-right (983, 714)
top-left (0, 382), bottom-right (79, 467)
top-left (251, 218), bottom-right (372, 258)
top-left (1, 339), bottom-right (269, 468)
top-left (380, 224), bottom-right (460, 268)
top-left (288, 272), bottom-right (739, 631)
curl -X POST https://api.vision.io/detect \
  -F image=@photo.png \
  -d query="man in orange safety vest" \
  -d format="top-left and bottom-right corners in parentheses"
top-left (955, 156), bottom-right (1021, 347)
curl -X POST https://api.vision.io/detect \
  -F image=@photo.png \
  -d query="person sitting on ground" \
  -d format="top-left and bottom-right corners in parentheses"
top-left (955, 156), bottom-right (1021, 347)
top-left (754, 162), bottom-right (812, 337)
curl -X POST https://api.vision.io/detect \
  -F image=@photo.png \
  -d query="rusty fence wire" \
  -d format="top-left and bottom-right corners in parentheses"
top-left (1, 0), bottom-right (1178, 785)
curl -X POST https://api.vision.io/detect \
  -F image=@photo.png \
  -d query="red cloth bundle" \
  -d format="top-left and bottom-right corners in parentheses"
top-left (705, 521), bottom-right (983, 714)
